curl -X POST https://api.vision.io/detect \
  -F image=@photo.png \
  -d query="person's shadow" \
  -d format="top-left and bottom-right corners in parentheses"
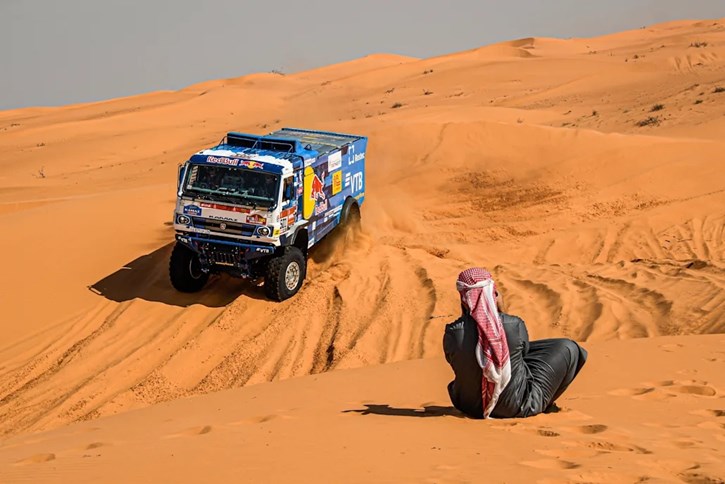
top-left (342, 404), bottom-right (466, 418)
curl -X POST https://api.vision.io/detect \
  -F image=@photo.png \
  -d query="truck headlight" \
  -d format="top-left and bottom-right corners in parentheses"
top-left (177, 214), bottom-right (192, 225)
top-left (257, 226), bottom-right (271, 237)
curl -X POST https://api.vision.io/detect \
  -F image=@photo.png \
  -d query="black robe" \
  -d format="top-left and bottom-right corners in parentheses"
top-left (443, 313), bottom-right (587, 418)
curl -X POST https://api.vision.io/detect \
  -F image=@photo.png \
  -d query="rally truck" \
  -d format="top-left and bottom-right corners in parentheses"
top-left (170, 127), bottom-right (367, 301)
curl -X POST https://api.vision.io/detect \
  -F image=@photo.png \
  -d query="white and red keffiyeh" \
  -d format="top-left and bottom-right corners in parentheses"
top-left (456, 268), bottom-right (512, 418)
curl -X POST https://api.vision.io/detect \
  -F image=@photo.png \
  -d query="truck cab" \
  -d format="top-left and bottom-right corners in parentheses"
top-left (171, 128), bottom-right (367, 301)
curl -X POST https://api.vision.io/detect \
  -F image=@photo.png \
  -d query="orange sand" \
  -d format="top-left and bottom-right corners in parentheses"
top-left (1, 18), bottom-right (724, 483)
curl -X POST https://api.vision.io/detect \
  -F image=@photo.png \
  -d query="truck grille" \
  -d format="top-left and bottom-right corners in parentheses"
top-left (199, 242), bottom-right (241, 267)
top-left (193, 217), bottom-right (255, 237)
top-left (209, 249), bottom-right (237, 266)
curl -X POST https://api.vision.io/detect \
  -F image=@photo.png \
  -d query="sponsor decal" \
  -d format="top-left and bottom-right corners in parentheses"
top-left (200, 202), bottom-right (250, 213)
top-left (287, 215), bottom-right (295, 225)
top-left (247, 214), bottom-right (267, 225)
top-left (311, 173), bottom-right (325, 200)
top-left (303, 167), bottom-right (328, 220)
top-left (344, 172), bottom-right (351, 188)
top-left (348, 152), bottom-right (365, 166)
top-left (324, 206), bottom-right (343, 222)
top-left (314, 198), bottom-right (329, 216)
top-left (206, 156), bottom-right (240, 166)
top-left (327, 151), bottom-right (342, 171)
top-left (295, 172), bottom-right (304, 196)
top-left (281, 206), bottom-right (297, 218)
top-left (309, 172), bottom-right (328, 217)
top-left (183, 205), bottom-right (202, 216)
top-left (332, 171), bottom-right (342, 195)
top-left (255, 247), bottom-right (273, 254)
top-left (208, 215), bottom-right (236, 222)
top-left (239, 160), bottom-right (264, 170)
top-left (279, 217), bottom-right (291, 233)
top-left (203, 156), bottom-right (265, 170)
top-left (351, 172), bottom-right (364, 192)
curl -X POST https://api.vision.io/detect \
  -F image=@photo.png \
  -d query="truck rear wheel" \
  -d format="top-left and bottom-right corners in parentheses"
top-left (340, 198), bottom-right (361, 231)
top-left (264, 247), bottom-right (306, 301)
top-left (169, 242), bottom-right (209, 292)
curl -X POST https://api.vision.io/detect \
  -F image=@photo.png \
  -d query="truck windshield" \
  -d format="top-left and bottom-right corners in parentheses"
top-left (183, 164), bottom-right (279, 208)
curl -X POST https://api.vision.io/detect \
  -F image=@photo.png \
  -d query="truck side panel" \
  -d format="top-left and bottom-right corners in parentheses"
top-left (305, 137), bottom-right (366, 247)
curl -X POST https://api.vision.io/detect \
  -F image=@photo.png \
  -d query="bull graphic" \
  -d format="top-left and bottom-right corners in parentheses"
top-left (303, 167), bottom-right (327, 219)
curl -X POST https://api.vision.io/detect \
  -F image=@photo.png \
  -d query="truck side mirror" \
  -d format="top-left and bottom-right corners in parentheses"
top-left (177, 164), bottom-right (184, 192)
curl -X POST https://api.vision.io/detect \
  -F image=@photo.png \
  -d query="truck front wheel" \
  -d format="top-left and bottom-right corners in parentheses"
top-left (264, 247), bottom-right (306, 301)
top-left (169, 242), bottom-right (209, 292)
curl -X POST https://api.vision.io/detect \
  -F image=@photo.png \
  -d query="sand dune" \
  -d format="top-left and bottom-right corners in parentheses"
top-left (1, 17), bottom-right (724, 482)
top-left (1, 335), bottom-right (724, 483)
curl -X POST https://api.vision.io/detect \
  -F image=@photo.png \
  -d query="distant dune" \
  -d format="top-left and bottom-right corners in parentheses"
top-left (1, 18), bottom-right (724, 483)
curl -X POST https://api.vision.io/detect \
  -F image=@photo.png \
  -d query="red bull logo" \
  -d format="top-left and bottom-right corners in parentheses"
top-left (314, 198), bottom-right (329, 216)
top-left (303, 167), bottom-right (327, 219)
top-left (206, 155), bottom-right (241, 166)
top-left (311, 174), bottom-right (325, 200)
top-left (240, 160), bottom-right (264, 170)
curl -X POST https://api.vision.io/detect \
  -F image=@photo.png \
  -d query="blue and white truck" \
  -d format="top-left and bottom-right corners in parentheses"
top-left (171, 128), bottom-right (367, 301)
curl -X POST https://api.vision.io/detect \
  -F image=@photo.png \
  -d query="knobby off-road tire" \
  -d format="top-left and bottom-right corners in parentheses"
top-left (340, 198), bottom-right (361, 232)
top-left (169, 242), bottom-right (209, 292)
top-left (264, 246), bottom-right (306, 301)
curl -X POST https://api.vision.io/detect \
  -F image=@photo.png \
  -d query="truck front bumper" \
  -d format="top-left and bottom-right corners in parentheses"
top-left (176, 233), bottom-right (275, 274)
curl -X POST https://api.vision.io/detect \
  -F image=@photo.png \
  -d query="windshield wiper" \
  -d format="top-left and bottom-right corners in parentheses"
top-left (212, 193), bottom-right (243, 205)
top-left (185, 187), bottom-right (273, 209)
top-left (184, 189), bottom-right (212, 201)
top-left (185, 187), bottom-right (232, 203)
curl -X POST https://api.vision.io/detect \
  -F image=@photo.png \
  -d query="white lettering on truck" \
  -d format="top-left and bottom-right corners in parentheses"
top-left (351, 172), bottom-right (364, 192)
top-left (348, 153), bottom-right (365, 165)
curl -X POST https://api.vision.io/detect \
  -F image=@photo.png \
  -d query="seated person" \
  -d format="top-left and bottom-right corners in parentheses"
top-left (443, 268), bottom-right (587, 418)
top-left (248, 175), bottom-right (276, 198)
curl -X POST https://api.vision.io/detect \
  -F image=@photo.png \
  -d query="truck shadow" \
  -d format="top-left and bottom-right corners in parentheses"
top-left (89, 225), bottom-right (361, 308)
top-left (88, 242), bottom-right (267, 307)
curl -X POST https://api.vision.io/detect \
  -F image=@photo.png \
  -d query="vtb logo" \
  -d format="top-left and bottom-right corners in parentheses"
top-left (351, 172), bottom-right (363, 192)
